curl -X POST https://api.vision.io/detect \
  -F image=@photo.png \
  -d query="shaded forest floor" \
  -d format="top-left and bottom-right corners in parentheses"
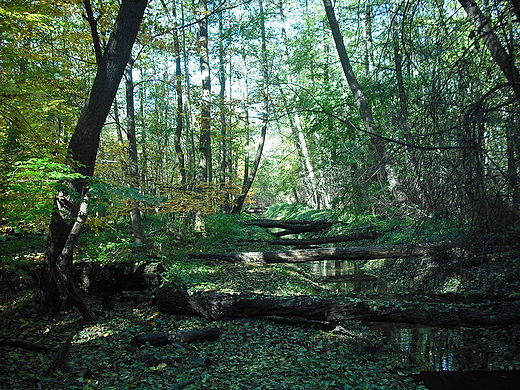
top-left (1, 261), bottom-right (424, 390)
top-left (2, 211), bottom-right (520, 389)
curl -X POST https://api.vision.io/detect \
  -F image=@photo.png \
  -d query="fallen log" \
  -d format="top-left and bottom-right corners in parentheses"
top-left (0, 340), bottom-right (55, 353)
top-left (156, 287), bottom-right (371, 321)
top-left (244, 219), bottom-right (334, 237)
top-left (187, 244), bottom-right (453, 263)
top-left (156, 288), bottom-right (520, 327)
top-left (131, 327), bottom-right (221, 347)
top-left (233, 244), bottom-right (453, 263)
top-left (266, 231), bottom-right (380, 246)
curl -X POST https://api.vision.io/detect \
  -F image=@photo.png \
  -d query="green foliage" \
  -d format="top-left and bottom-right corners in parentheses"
top-left (163, 256), bottom-right (322, 296)
top-left (197, 213), bottom-right (270, 252)
top-left (1, 158), bottom-right (85, 233)
top-left (265, 202), bottom-right (330, 221)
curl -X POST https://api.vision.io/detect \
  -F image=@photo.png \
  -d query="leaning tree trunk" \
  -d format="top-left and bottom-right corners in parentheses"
top-left (322, 0), bottom-right (406, 203)
top-left (41, 0), bottom-right (147, 317)
top-left (459, 0), bottom-right (520, 102)
top-left (232, 0), bottom-right (269, 214)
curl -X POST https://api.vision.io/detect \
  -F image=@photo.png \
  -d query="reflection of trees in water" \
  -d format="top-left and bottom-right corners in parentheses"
top-left (371, 325), bottom-right (496, 371)
top-left (309, 261), bottom-right (520, 372)
top-left (309, 260), bottom-right (388, 293)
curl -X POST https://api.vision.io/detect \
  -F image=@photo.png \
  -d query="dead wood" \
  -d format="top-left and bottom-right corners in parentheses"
top-left (46, 335), bottom-right (73, 375)
top-left (233, 244), bottom-right (453, 263)
top-left (266, 231), bottom-right (380, 246)
top-left (187, 244), bottom-right (453, 263)
top-left (73, 261), bottom-right (164, 293)
top-left (244, 219), bottom-right (335, 237)
top-left (131, 327), bottom-right (220, 347)
top-left (156, 288), bottom-right (520, 327)
top-left (156, 287), bottom-right (371, 321)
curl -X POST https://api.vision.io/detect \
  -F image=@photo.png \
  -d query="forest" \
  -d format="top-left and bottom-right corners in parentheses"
top-left (2, 0), bottom-right (520, 388)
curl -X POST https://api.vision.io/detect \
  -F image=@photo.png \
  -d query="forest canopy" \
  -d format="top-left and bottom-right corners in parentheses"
top-left (1, 0), bottom-right (519, 237)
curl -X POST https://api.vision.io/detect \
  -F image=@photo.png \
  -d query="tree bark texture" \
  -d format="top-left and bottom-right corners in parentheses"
top-left (41, 0), bottom-right (147, 315)
top-left (157, 288), bottom-right (520, 327)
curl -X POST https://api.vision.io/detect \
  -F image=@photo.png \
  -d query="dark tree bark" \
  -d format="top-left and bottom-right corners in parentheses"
top-left (125, 57), bottom-right (145, 244)
top-left (82, 0), bottom-right (103, 65)
top-left (459, 0), bottom-right (520, 102)
top-left (157, 288), bottom-right (520, 327)
top-left (41, 0), bottom-right (147, 317)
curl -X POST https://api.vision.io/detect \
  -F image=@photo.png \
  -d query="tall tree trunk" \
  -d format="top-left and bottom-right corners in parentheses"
top-left (125, 57), bottom-right (145, 244)
top-left (218, 10), bottom-right (232, 212)
top-left (278, 3), bottom-right (321, 209)
top-left (322, 0), bottom-right (405, 203)
top-left (459, 0), bottom-right (520, 102)
top-left (198, 0), bottom-right (212, 183)
top-left (232, 0), bottom-right (269, 214)
top-left (362, 1), bottom-right (373, 76)
top-left (41, 0), bottom-right (147, 317)
top-left (172, 0), bottom-right (186, 186)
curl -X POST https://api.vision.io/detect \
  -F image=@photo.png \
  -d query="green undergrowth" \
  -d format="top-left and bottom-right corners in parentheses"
top-left (163, 257), bottom-right (324, 296)
top-left (3, 204), bottom-right (517, 389)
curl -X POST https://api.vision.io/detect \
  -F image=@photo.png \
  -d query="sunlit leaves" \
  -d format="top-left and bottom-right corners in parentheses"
top-left (1, 158), bottom-right (85, 232)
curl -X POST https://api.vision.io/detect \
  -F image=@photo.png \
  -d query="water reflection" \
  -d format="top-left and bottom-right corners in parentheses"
top-left (370, 323), bottom-right (486, 371)
top-left (308, 260), bottom-right (388, 294)
top-left (306, 260), bottom-right (520, 373)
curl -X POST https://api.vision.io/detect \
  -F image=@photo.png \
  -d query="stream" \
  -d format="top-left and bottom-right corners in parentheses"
top-left (308, 260), bottom-right (520, 390)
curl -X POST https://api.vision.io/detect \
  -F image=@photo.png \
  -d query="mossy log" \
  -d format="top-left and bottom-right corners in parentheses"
top-left (156, 287), bottom-right (520, 327)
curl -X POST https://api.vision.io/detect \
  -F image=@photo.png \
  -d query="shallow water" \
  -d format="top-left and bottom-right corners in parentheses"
top-left (307, 260), bottom-right (520, 375)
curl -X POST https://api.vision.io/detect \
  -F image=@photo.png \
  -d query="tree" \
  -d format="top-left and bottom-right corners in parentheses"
top-left (124, 57), bottom-right (146, 244)
top-left (41, 0), bottom-right (147, 318)
top-left (198, 0), bottom-right (212, 183)
top-left (458, 0), bottom-right (520, 102)
top-left (322, 0), bottom-right (405, 203)
top-left (232, 0), bottom-right (269, 214)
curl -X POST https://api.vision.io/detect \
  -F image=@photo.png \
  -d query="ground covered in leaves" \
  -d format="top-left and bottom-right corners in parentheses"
top-left (3, 214), bottom-right (520, 389)
top-left (0, 283), bottom-right (424, 390)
